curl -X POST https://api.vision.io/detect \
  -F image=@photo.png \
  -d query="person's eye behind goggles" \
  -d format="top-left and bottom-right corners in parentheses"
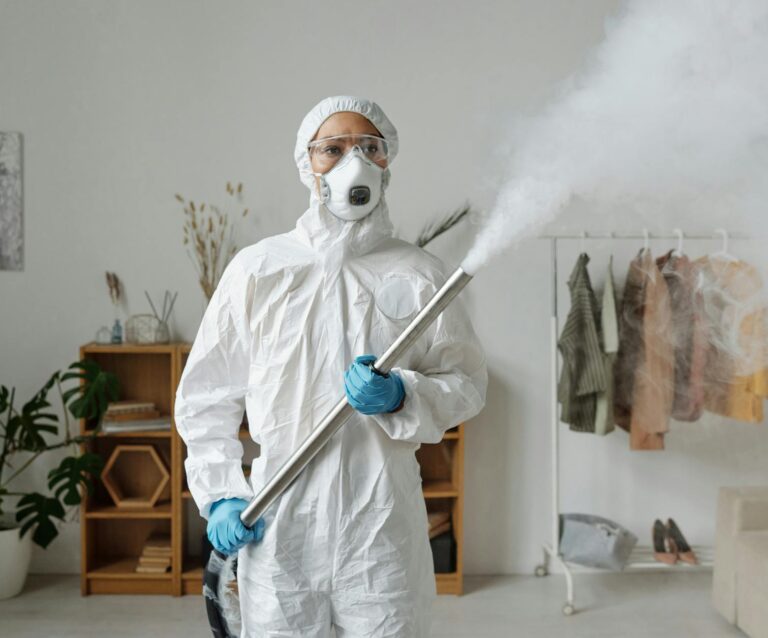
top-left (308, 134), bottom-right (389, 173)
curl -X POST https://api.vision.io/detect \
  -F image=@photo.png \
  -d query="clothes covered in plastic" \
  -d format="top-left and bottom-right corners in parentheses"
top-left (174, 95), bottom-right (488, 637)
top-left (558, 248), bottom-right (768, 450)
top-left (696, 255), bottom-right (768, 422)
top-left (657, 251), bottom-right (708, 422)
top-left (614, 248), bottom-right (675, 450)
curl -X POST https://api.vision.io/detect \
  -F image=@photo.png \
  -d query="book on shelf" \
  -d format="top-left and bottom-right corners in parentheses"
top-left (144, 533), bottom-right (172, 550)
top-left (135, 534), bottom-right (172, 574)
top-left (427, 512), bottom-right (452, 540)
top-left (136, 563), bottom-right (170, 574)
top-left (427, 511), bottom-right (451, 530)
top-left (105, 400), bottom-right (157, 415)
top-left (138, 555), bottom-right (171, 566)
top-left (101, 417), bottom-right (171, 433)
top-left (429, 521), bottom-right (452, 540)
top-left (104, 409), bottom-right (160, 422)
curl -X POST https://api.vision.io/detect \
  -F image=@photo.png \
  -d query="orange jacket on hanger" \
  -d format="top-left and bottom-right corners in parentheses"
top-left (696, 256), bottom-right (768, 422)
top-left (614, 248), bottom-right (674, 450)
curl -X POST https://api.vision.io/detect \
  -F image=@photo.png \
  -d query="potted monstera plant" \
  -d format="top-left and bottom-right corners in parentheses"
top-left (0, 359), bottom-right (118, 598)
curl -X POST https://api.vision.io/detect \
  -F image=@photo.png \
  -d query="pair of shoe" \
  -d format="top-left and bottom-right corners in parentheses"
top-left (652, 518), bottom-right (697, 565)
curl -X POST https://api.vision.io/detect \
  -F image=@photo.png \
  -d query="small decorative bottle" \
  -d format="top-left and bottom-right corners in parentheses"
top-left (111, 318), bottom-right (123, 344)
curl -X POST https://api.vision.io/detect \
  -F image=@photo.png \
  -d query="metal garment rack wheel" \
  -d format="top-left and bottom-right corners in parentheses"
top-left (535, 231), bottom-right (746, 616)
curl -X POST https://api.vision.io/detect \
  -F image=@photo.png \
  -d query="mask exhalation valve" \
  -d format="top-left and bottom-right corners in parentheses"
top-left (349, 186), bottom-right (371, 206)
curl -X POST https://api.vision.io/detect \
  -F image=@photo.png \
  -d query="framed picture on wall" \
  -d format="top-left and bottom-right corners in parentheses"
top-left (0, 131), bottom-right (23, 271)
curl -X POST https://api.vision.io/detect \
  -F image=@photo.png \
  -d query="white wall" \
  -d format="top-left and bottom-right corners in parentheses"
top-left (2, 0), bottom-right (765, 576)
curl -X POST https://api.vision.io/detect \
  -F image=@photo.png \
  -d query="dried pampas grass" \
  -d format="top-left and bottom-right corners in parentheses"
top-left (105, 271), bottom-right (122, 306)
top-left (175, 181), bottom-right (251, 301)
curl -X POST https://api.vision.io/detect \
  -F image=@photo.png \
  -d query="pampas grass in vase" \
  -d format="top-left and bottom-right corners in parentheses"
top-left (175, 181), bottom-right (251, 302)
top-left (105, 271), bottom-right (123, 343)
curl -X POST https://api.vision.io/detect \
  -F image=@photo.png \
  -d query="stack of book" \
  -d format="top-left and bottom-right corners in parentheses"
top-left (428, 511), bottom-right (452, 539)
top-left (102, 400), bottom-right (171, 434)
top-left (135, 533), bottom-right (172, 574)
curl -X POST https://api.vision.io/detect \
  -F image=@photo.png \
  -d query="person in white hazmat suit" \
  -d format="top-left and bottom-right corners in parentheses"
top-left (174, 95), bottom-right (487, 637)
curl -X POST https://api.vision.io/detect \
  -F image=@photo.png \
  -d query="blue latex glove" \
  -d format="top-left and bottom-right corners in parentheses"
top-left (344, 354), bottom-right (405, 415)
top-left (207, 497), bottom-right (265, 555)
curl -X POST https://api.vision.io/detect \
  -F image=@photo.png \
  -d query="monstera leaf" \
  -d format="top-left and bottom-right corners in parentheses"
top-left (15, 492), bottom-right (66, 548)
top-left (0, 384), bottom-right (10, 414)
top-left (60, 359), bottom-right (120, 424)
top-left (1, 359), bottom-right (118, 548)
top-left (5, 389), bottom-right (58, 452)
top-left (48, 453), bottom-right (103, 506)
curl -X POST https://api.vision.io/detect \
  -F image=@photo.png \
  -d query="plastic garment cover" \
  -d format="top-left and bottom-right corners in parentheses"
top-left (656, 251), bottom-right (707, 422)
top-left (695, 255), bottom-right (768, 422)
top-left (614, 248), bottom-right (674, 450)
top-left (175, 95), bottom-right (488, 637)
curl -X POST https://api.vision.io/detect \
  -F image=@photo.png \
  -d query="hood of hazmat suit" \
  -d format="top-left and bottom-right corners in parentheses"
top-left (174, 95), bottom-right (488, 637)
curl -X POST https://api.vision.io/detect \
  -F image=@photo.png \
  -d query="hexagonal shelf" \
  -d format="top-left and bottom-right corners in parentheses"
top-left (101, 444), bottom-right (170, 509)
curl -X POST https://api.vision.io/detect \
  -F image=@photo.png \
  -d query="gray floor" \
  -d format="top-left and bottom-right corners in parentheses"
top-left (1, 572), bottom-right (743, 637)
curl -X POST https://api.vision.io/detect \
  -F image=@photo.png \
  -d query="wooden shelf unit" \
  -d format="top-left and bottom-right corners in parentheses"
top-left (79, 341), bottom-right (181, 596)
top-left (417, 425), bottom-right (466, 594)
top-left (81, 341), bottom-right (467, 596)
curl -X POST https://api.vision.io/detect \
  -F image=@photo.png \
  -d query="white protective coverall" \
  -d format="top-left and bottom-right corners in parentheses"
top-left (174, 95), bottom-right (488, 637)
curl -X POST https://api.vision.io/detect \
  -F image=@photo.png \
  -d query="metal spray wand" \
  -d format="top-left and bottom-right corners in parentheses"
top-left (239, 265), bottom-right (473, 527)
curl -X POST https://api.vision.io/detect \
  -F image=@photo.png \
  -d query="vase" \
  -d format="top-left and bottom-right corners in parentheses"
top-left (111, 318), bottom-right (123, 344)
top-left (0, 525), bottom-right (32, 599)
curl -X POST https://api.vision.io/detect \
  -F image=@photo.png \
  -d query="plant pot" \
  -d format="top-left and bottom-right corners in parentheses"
top-left (0, 525), bottom-right (32, 599)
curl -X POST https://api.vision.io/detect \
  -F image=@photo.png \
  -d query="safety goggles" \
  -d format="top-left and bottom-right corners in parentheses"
top-left (307, 134), bottom-right (390, 172)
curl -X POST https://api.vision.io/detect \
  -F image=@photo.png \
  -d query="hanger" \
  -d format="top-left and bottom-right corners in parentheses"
top-left (712, 228), bottom-right (738, 261)
top-left (672, 228), bottom-right (684, 257)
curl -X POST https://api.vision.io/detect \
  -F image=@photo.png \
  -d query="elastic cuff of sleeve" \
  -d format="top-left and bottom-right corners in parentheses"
top-left (189, 462), bottom-right (254, 520)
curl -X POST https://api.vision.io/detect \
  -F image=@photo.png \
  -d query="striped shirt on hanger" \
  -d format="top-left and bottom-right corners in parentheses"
top-left (557, 253), bottom-right (608, 432)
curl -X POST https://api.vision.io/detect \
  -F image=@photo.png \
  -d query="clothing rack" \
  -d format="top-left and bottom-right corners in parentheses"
top-left (535, 230), bottom-right (749, 616)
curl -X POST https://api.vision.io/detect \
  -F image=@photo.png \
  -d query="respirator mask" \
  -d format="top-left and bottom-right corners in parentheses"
top-left (308, 134), bottom-right (390, 221)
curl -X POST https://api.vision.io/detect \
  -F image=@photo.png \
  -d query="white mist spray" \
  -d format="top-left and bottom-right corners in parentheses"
top-left (461, 0), bottom-right (768, 275)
